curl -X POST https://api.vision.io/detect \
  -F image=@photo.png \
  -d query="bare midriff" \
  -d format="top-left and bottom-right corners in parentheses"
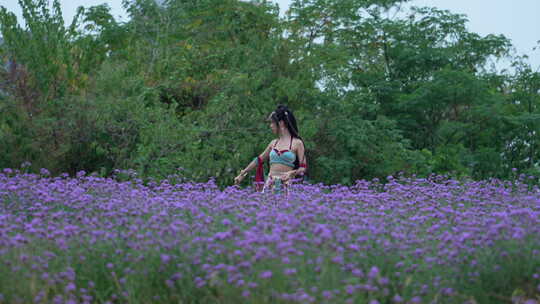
top-left (269, 164), bottom-right (294, 178)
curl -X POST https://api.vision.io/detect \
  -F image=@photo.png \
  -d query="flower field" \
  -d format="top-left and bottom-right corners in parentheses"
top-left (1, 170), bottom-right (540, 304)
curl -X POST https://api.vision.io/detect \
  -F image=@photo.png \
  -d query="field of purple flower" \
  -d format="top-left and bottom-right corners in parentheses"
top-left (1, 169), bottom-right (540, 304)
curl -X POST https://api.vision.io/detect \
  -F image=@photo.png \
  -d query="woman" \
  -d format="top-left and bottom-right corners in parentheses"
top-left (234, 105), bottom-right (307, 195)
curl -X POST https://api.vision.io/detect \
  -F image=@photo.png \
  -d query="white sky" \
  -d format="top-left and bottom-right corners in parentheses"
top-left (1, 0), bottom-right (539, 69)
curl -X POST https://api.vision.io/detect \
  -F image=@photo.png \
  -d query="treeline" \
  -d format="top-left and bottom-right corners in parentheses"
top-left (0, 0), bottom-right (539, 186)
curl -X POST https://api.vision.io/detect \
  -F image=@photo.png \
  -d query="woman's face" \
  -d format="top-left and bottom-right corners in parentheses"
top-left (268, 113), bottom-right (279, 134)
top-left (269, 119), bottom-right (278, 134)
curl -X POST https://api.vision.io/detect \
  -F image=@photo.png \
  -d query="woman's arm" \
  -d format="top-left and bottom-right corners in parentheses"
top-left (239, 140), bottom-right (275, 175)
top-left (293, 140), bottom-right (307, 176)
top-left (235, 140), bottom-right (275, 184)
top-left (259, 139), bottom-right (276, 162)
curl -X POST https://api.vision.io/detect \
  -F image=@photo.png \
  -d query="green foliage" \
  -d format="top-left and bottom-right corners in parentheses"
top-left (1, 0), bottom-right (539, 185)
top-left (0, 0), bottom-right (87, 101)
top-left (308, 94), bottom-right (415, 184)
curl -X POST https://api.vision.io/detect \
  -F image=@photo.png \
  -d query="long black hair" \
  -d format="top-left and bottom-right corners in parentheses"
top-left (269, 104), bottom-right (306, 170)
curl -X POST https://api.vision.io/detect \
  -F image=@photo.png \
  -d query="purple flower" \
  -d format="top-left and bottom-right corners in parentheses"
top-left (194, 277), bottom-right (206, 288)
top-left (259, 270), bottom-right (272, 279)
top-left (352, 268), bottom-right (363, 277)
top-left (284, 268), bottom-right (297, 276)
top-left (221, 218), bottom-right (232, 226)
top-left (34, 291), bottom-right (45, 303)
top-left (442, 287), bottom-right (454, 296)
top-left (368, 266), bottom-right (380, 280)
top-left (65, 282), bottom-right (76, 292)
top-left (161, 254), bottom-right (171, 264)
top-left (331, 255), bottom-right (344, 264)
top-left (2, 167), bottom-right (540, 304)
top-left (322, 291), bottom-right (333, 299)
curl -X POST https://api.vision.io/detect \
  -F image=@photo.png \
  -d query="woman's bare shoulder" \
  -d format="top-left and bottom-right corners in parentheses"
top-left (292, 138), bottom-right (305, 149)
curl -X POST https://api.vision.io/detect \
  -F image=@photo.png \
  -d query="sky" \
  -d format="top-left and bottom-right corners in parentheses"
top-left (1, 0), bottom-right (539, 70)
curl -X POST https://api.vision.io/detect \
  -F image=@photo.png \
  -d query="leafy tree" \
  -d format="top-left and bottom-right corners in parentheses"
top-left (500, 58), bottom-right (540, 176)
top-left (1, 0), bottom-right (539, 186)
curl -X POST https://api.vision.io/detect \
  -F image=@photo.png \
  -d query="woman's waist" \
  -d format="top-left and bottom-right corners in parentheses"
top-left (268, 164), bottom-right (294, 178)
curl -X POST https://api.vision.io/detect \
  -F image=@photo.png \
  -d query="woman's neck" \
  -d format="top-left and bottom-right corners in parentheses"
top-left (279, 129), bottom-right (292, 140)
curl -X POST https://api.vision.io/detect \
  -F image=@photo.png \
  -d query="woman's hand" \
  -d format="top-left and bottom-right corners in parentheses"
top-left (282, 170), bottom-right (297, 183)
top-left (234, 170), bottom-right (248, 185)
